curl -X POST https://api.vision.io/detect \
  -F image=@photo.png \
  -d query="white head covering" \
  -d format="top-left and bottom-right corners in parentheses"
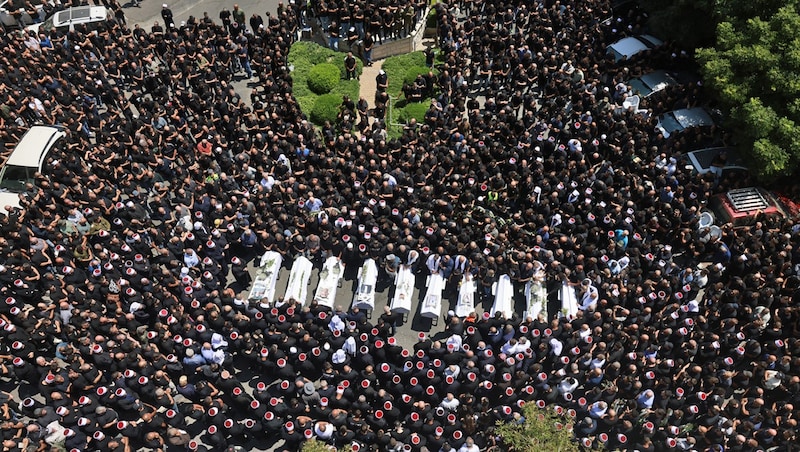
top-left (549, 338), bottom-right (563, 356)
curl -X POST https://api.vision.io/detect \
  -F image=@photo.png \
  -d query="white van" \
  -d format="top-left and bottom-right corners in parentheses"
top-left (0, 125), bottom-right (66, 212)
top-left (26, 5), bottom-right (108, 34)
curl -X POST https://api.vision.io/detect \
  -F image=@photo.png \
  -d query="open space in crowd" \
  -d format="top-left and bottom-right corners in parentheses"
top-left (0, 0), bottom-right (799, 451)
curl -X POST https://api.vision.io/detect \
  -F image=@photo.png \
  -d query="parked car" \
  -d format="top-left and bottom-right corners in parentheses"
top-left (27, 5), bottom-right (108, 34)
top-left (686, 147), bottom-right (748, 179)
top-left (607, 35), bottom-right (663, 62)
top-left (627, 70), bottom-right (679, 97)
top-left (703, 187), bottom-right (788, 228)
top-left (0, 125), bottom-right (66, 212)
top-left (655, 107), bottom-right (716, 138)
top-left (0, 0), bottom-right (48, 29)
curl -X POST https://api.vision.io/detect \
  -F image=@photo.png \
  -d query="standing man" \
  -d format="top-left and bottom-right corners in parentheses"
top-left (328, 21), bottom-right (340, 51)
top-left (249, 13), bottom-right (263, 33)
top-left (344, 52), bottom-right (357, 80)
top-left (346, 26), bottom-right (359, 52)
top-left (362, 32), bottom-right (374, 66)
top-left (161, 4), bottom-right (174, 30)
top-left (219, 7), bottom-right (232, 31)
top-left (232, 4), bottom-right (246, 32)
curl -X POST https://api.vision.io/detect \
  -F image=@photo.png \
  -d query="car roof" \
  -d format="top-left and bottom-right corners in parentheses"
top-left (638, 70), bottom-right (677, 90)
top-left (687, 147), bottom-right (746, 174)
top-left (628, 70), bottom-right (678, 97)
top-left (5, 126), bottom-right (65, 168)
top-left (671, 107), bottom-right (714, 129)
top-left (608, 35), bottom-right (663, 60)
top-left (52, 6), bottom-right (106, 26)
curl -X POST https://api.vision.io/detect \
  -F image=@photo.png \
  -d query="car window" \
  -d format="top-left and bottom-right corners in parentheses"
top-left (0, 165), bottom-right (34, 192)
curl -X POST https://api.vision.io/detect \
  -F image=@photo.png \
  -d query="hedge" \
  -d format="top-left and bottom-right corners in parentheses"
top-left (310, 94), bottom-right (342, 126)
top-left (308, 63), bottom-right (341, 94)
top-left (397, 102), bottom-right (430, 124)
top-left (288, 41), bottom-right (360, 123)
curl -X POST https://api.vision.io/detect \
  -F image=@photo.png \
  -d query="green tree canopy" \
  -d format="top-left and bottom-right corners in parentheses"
top-left (698, 2), bottom-right (800, 178)
top-left (495, 404), bottom-right (580, 452)
top-left (640, 0), bottom-right (717, 49)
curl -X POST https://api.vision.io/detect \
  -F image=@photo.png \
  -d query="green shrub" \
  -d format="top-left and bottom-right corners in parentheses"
top-left (308, 63), bottom-right (341, 94)
top-left (310, 94), bottom-right (342, 126)
top-left (403, 66), bottom-right (432, 85)
top-left (296, 95), bottom-right (316, 119)
top-left (397, 102), bottom-right (429, 124)
top-left (426, 8), bottom-right (437, 28)
top-left (289, 41), bottom-right (360, 119)
top-left (289, 41), bottom-right (336, 66)
top-left (330, 79), bottom-right (361, 103)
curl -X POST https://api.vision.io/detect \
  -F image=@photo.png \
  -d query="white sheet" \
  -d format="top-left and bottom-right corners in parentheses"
top-left (559, 282), bottom-right (579, 320)
top-left (248, 251), bottom-right (283, 303)
top-left (525, 280), bottom-right (548, 321)
top-left (421, 274), bottom-right (445, 319)
top-left (284, 255), bottom-right (313, 306)
top-left (352, 259), bottom-right (378, 311)
top-left (455, 275), bottom-right (476, 317)
top-left (314, 256), bottom-right (345, 309)
top-left (491, 274), bottom-right (514, 319)
top-left (391, 266), bottom-right (416, 314)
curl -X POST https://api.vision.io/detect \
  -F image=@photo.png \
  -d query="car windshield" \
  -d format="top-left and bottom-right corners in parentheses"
top-left (658, 113), bottom-right (682, 134)
top-left (628, 78), bottom-right (650, 96)
top-left (0, 165), bottom-right (35, 192)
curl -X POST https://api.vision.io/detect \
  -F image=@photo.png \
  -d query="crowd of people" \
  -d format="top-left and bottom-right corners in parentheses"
top-left (0, 0), bottom-right (800, 451)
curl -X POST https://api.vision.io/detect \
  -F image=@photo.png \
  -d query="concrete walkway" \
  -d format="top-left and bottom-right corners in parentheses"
top-left (359, 60), bottom-right (385, 110)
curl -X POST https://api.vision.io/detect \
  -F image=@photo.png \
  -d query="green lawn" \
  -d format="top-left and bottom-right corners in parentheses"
top-left (381, 50), bottom-right (440, 137)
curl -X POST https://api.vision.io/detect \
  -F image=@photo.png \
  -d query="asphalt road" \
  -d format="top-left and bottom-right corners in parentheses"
top-left (124, 0), bottom-right (281, 31)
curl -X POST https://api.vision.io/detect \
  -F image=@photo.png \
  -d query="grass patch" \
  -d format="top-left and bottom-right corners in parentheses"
top-left (382, 51), bottom-right (431, 100)
top-left (288, 41), bottom-right (361, 124)
top-left (382, 51), bottom-right (439, 138)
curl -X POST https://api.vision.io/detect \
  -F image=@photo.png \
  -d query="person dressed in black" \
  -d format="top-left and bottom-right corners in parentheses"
top-left (344, 52), bottom-right (358, 80)
top-left (161, 4), bottom-right (174, 30)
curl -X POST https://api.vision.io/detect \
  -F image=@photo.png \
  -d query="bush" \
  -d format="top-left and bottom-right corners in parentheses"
top-left (397, 102), bottom-right (429, 124)
top-left (307, 63), bottom-right (341, 94)
top-left (403, 66), bottom-right (432, 85)
top-left (310, 94), bottom-right (342, 126)
top-left (426, 8), bottom-right (437, 29)
top-left (330, 79), bottom-right (361, 104)
top-left (289, 41), bottom-right (360, 119)
top-left (495, 404), bottom-right (579, 452)
top-left (289, 41), bottom-right (336, 66)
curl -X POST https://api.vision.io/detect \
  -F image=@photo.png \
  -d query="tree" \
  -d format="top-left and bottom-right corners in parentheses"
top-left (301, 439), bottom-right (356, 452)
top-left (697, 3), bottom-right (800, 179)
top-left (640, 0), bottom-right (717, 49)
top-left (495, 404), bottom-right (580, 452)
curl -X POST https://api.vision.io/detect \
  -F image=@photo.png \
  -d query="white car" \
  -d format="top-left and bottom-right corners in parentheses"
top-left (0, 125), bottom-right (66, 212)
top-left (607, 35), bottom-right (663, 62)
top-left (26, 5), bottom-right (108, 34)
top-left (655, 107), bottom-right (716, 138)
